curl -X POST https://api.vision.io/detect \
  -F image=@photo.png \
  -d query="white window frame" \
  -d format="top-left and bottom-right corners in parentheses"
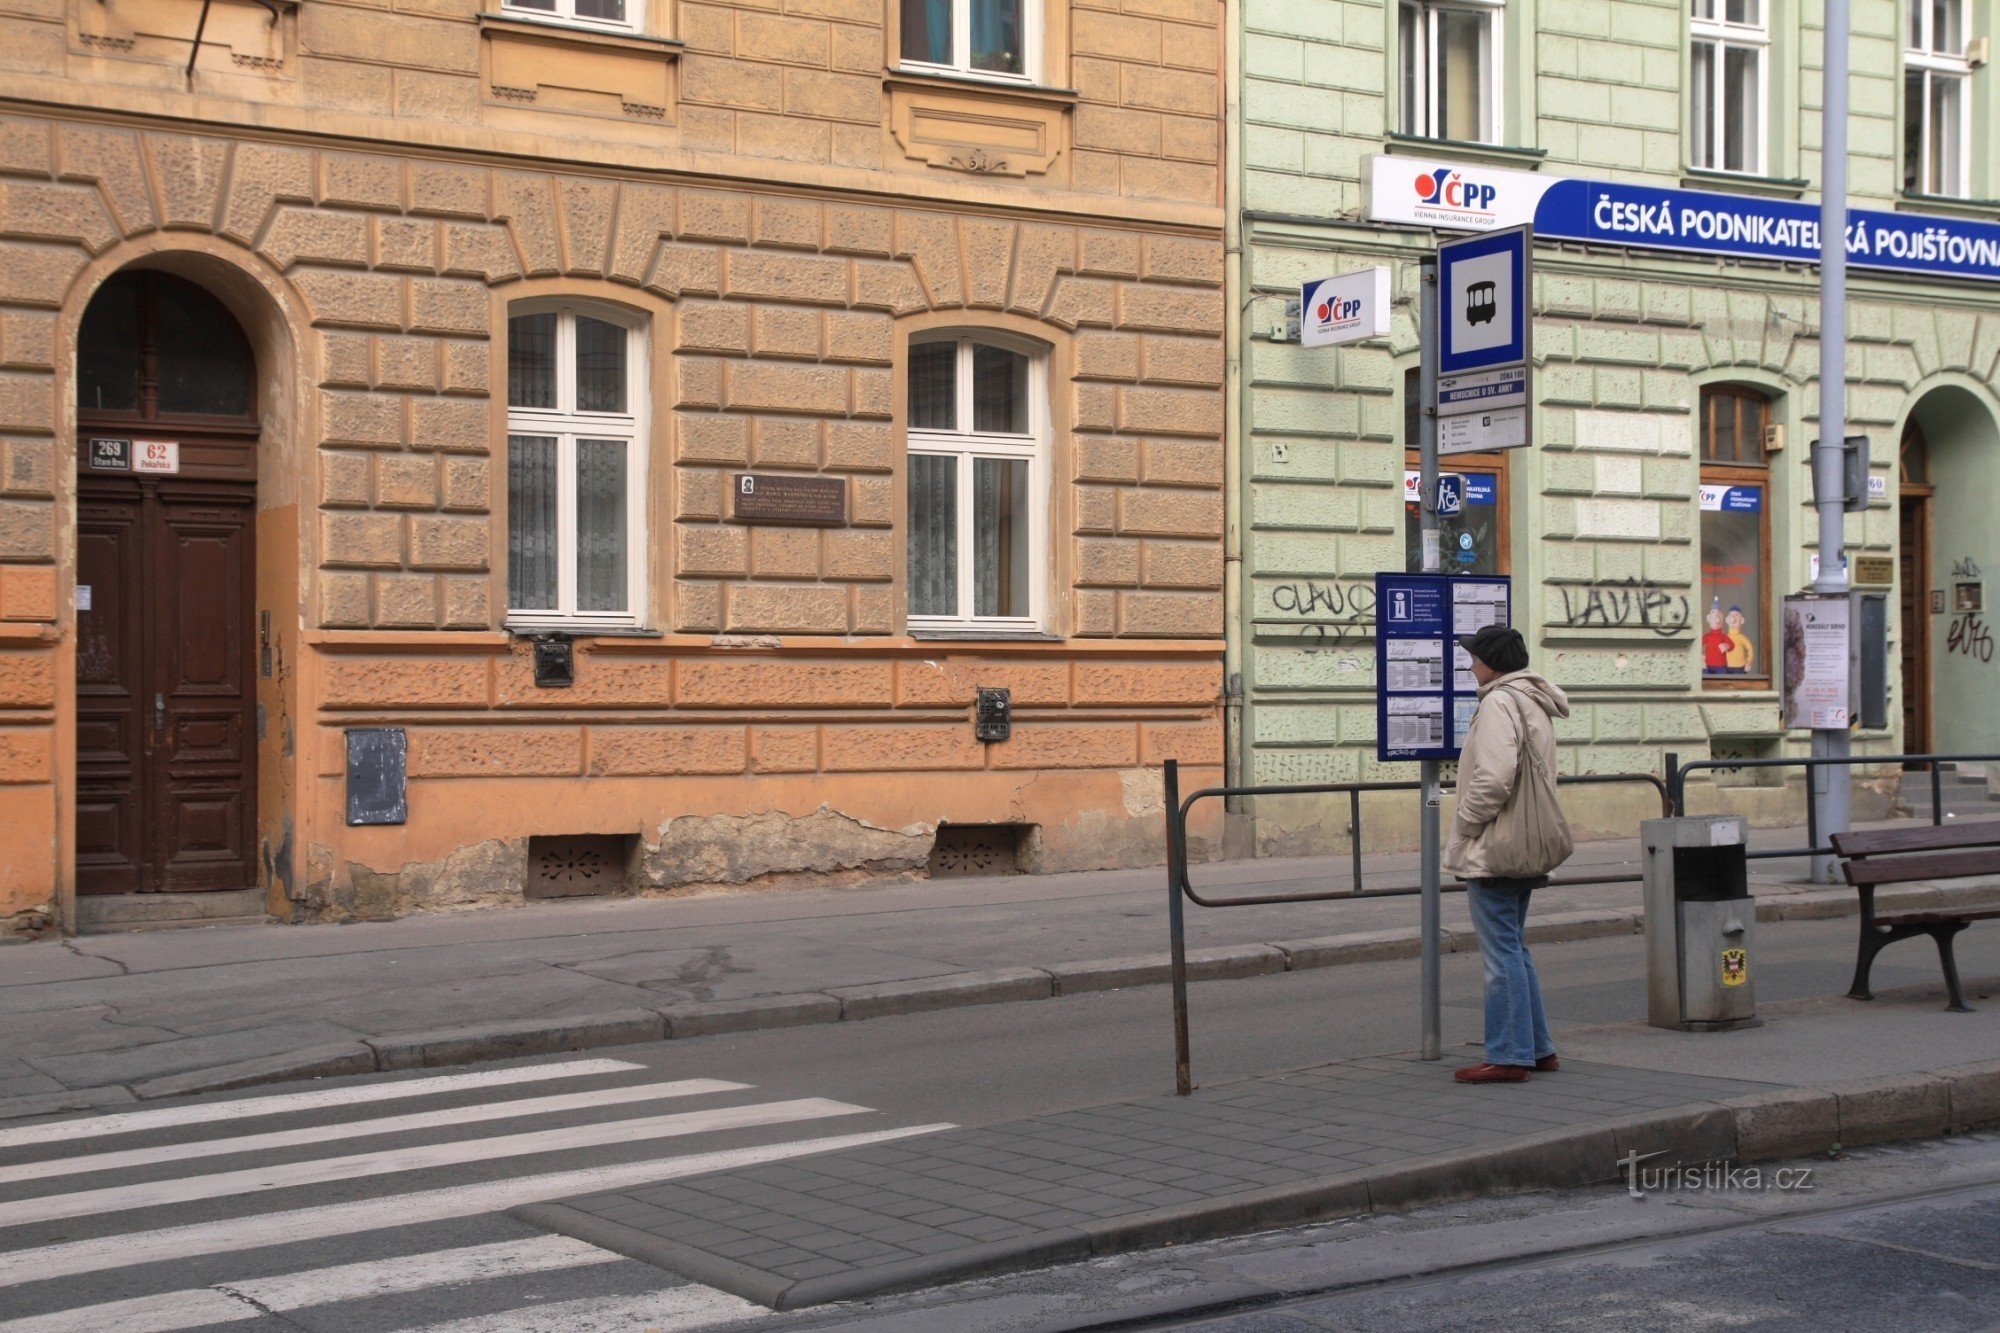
top-left (1398, 0), bottom-right (1505, 145)
top-left (1689, 0), bottom-right (1769, 175)
top-left (897, 0), bottom-right (1041, 87)
top-left (504, 301), bottom-right (648, 632)
top-left (1905, 0), bottom-right (1973, 197)
top-left (906, 333), bottom-right (1049, 635)
top-left (497, 0), bottom-right (640, 36)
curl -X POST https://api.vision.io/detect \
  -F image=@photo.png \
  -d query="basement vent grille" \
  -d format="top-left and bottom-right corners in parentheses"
top-left (928, 824), bottom-right (1028, 878)
top-left (525, 834), bottom-right (634, 899)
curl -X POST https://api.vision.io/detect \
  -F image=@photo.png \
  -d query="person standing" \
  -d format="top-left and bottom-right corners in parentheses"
top-left (1443, 625), bottom-right (1575, 1084)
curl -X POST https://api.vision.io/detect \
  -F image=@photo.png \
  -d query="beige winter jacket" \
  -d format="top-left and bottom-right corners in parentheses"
top-left (1442, 670), bottom-right (1572, 880)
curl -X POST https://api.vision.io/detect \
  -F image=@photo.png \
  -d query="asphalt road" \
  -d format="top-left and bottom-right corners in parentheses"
top-left (0, 919), bottom-right (1995, 1332)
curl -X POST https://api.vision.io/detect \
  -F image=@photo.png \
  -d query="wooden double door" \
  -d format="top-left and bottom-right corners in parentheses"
top-left (75, 473), bottom-right (258, 895)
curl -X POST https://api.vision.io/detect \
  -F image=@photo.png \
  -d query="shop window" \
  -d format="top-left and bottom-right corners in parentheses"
top-left (900, 0), bottom-right (1036, 83)
top-left (906, 333), bottom-right (1047, 633)
top-left (505, 303), bottom-right (648, 629)
top-left (500, 0), bottom-right (640, 33)
top-left (1699, 386), bottom-right (1771, 686)
top-left (1403, 372), bottom-right (1509, 574)
top-left (1399, 0), bottom-right (1503, 144)
top-left (1690, 0), bottom-right (1768, 175)
top-left (1904, 0), bottom-right (1971, 197)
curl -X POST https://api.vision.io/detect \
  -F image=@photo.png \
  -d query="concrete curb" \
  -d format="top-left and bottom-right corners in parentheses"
top-left (7, 883), bottom-right (1997, 1113)
top-left (512, 1062), bottom-right (2000, 1310)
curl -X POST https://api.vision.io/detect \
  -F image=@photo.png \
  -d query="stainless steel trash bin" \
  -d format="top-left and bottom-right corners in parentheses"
top-left (1643, 815), bottom-right (1757, 1031)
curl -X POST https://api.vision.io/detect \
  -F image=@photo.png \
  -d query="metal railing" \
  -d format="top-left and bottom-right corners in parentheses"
top-left (1665, 751), bottom-right (2000, 862)
top-left (1162, 758), bottom-right (1673, 1096)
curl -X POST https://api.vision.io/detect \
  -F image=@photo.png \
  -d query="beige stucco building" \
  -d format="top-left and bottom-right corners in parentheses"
top-left (0, 0), bottom-right (1226, 932)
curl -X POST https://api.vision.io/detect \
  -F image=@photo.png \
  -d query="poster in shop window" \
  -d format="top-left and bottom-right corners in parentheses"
top-left (1700, 483), bottom-right (1764, 678)
top-left (1780, 595), bottom-right (1850, 730)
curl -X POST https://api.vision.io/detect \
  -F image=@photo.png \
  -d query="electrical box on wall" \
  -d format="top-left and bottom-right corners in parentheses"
top-left (533, 635), bottom-right (574, 688)
top-left (975, 687), bottom-right (1011, 742)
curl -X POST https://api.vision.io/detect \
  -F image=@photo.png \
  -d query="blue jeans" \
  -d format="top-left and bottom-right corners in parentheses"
top-left (1466, 877), bottom-right (1555, 1067)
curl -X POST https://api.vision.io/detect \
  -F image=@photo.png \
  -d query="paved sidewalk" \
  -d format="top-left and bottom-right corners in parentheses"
top-left (518, 985), bottom-right (2000, 1310)
top-left (4, 819), bottom-right (1998, 1118)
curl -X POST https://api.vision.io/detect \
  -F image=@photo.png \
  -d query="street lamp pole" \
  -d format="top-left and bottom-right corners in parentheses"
top-left (1811, 0), bottom-right (1852, 882)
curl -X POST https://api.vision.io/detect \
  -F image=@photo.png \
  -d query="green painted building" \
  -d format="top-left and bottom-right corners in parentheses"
top-left (1223, 0), bottom-right (2000, 850)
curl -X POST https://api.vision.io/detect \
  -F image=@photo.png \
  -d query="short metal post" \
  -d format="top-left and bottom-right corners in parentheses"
top-left (1665, 751), bottom-right (1681, 815)
top-left (1348, 788), bottom-right (1364, 892)
top-left (1164, 759), bottom-right (1193, 1096)
top-left (1806, 760), bottom-right (1820, 856)
top-left (1932, 762), bottom-right (1944, 826)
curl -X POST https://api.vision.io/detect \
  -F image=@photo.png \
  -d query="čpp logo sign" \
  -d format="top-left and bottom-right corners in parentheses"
top-left (1414, 168), bottom-right (1497, 213)
top-left (1315, 294), bottom-right (1363, 325)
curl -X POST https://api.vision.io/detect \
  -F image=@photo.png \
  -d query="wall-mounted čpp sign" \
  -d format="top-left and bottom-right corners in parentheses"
top-left (1299, 268), bottom-right (1391, 348)
top-left (1368, 154), bottom-right (2000, 285)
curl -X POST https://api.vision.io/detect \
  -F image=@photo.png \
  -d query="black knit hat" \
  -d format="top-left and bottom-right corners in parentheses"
top-left (1458, 624), bottom-right (1528, 673)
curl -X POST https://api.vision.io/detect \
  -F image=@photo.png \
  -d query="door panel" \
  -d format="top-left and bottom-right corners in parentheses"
top-left (1899, 495), bottom-right (1932, 758)
top-left (74, 474), bottom-right (256, 894)
top-left (151, 491), bottom-right (257, 892)
top-left (75, 486), bottom-right (146, 894)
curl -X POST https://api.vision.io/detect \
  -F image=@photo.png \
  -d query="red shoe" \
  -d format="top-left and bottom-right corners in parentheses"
top-left (1453, 1062), bottom-right (1532, 1083)
top-left (1536, 1054), bottom-right (1560, 1072)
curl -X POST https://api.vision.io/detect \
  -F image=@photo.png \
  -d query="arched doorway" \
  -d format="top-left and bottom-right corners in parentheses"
top-left (1899, 385), bottom-right (2000, 771)
top-left (74, 270), bottom-right (260, 896)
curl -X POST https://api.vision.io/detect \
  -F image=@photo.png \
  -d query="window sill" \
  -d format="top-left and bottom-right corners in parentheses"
top-left (1381, 133), bottom-right (1547, 168)
top-left (885, 67), bottom-right (1078, 106)
top-left (909, 629), bottom-right (1062, 642)
top-left (504, 621), bottom-right (664, 639)
top-left (1679, 167), bottom-right (1809, 199)
top-left (1701, 680), bottom-right (1776, 695)
top-left (1897, 191), bottom-right (2000, 221)
top-left (480, 12), bottom-right (683, 54)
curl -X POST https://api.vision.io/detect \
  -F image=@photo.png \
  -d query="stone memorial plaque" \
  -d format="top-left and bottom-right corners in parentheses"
top-left (731, 474), bottom-right (846, 525)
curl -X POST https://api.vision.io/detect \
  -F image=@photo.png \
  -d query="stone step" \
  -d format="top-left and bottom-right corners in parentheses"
top-left (74, 889), bottom-right (272, 934)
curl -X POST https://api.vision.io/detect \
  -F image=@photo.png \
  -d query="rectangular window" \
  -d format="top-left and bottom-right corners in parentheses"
top-left (1699, 387), bottom-right (1771, 685)
top-left (505, 307), bottom-right (646, 628)
top-left (901, 0), bottom-right (1033, 81)
top-left (1404, 459), bottom-right (1509, 575)
top-left (1690, 0), bottom-right (1767, 174)
top-left (1904, 0), bottom-right (1971, 196)
top-left (906, 335), bottom-right (1045, 632)
top-left (1402, 372), bottom-right (1509, 576)
top-left (1399, 0), bottom-right (1503, 144)
top-left (500, 0), bottom-right (637, 30)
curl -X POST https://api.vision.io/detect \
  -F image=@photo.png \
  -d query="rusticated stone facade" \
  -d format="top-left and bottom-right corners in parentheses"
top-left (0, 0), bottom-right (1224, 931)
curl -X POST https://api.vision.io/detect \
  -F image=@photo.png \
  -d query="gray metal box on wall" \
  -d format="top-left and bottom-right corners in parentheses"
top-left (1642, 815), bottom-right (1756, 1031)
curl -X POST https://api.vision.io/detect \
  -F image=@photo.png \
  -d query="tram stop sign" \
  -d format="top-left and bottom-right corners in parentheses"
top-left (1435, 225), bottom-right (1533, 455)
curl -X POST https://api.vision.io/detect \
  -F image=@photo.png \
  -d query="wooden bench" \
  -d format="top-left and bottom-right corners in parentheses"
top-left (1831, 823), bottom-right (2000, 1012)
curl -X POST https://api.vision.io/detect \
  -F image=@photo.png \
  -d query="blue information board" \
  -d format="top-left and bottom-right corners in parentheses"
top-left (1375, 573), bottom-right (1512, 763)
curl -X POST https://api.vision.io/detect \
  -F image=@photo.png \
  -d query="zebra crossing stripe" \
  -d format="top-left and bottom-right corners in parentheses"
top-left (396, 1285), bottom-right (769, 1333)
top-left (0, 1059), bottom-right (648, 1151)
top-left (0, 1079), bottom-right (749, 1187)
top-left (0, 1236), bottom-right (626, 1333)
top-left (0, 1098), bottom-right (870, 1229)
top-left (0, 1124), bottom-right (953, 1288)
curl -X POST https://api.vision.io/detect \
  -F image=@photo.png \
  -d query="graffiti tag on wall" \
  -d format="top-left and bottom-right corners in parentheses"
top-left (1947, 613), bottom-right (1995, 663)
top-left (1555, 578), bottom-right (1691, 638)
